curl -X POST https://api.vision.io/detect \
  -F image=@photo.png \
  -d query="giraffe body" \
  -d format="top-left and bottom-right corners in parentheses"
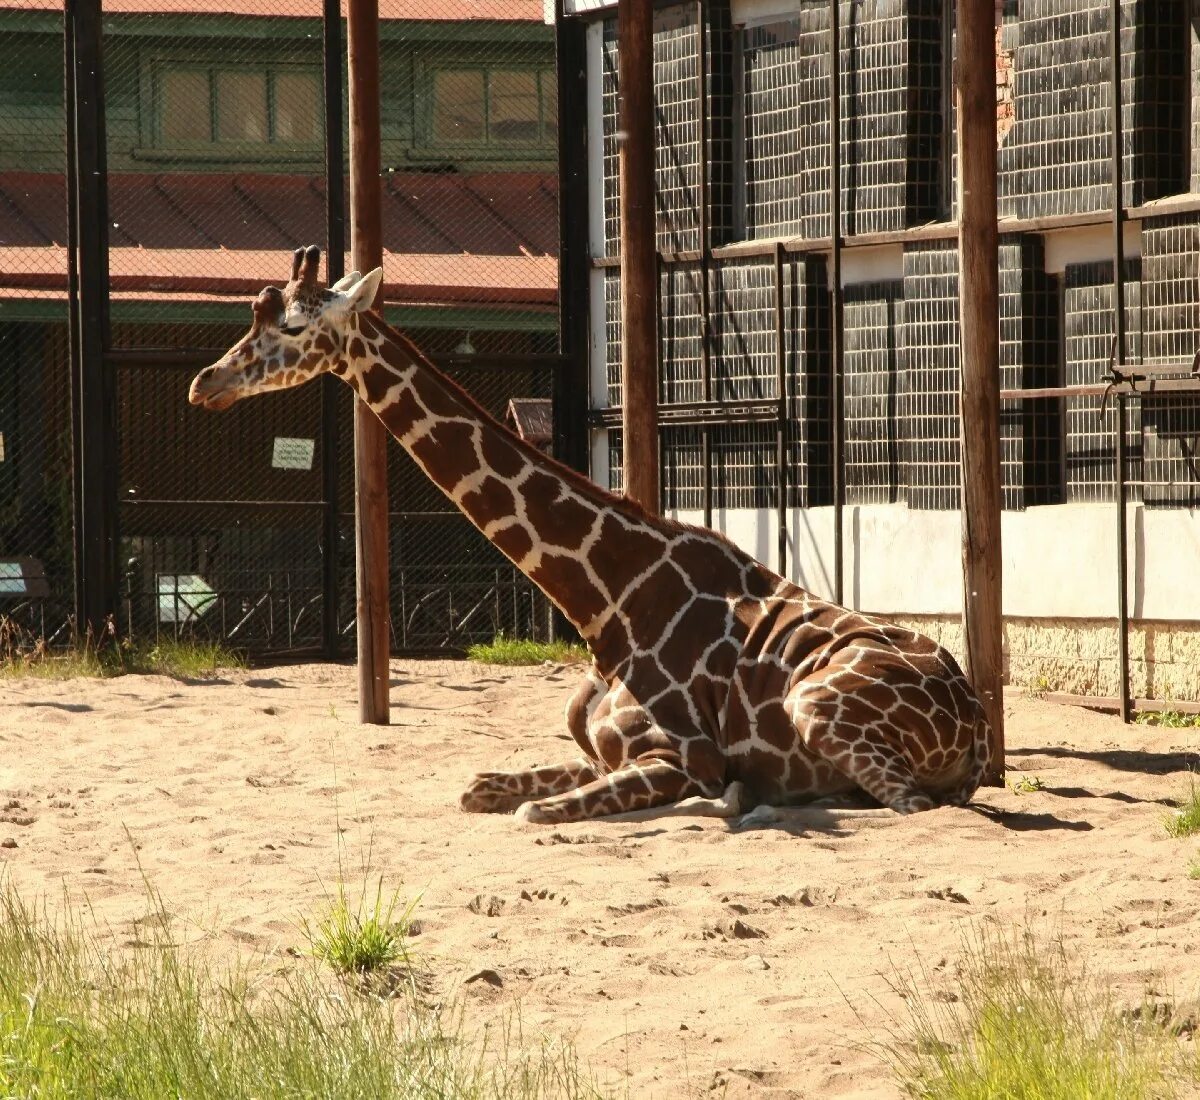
top-left (189, 247), bottom-right (992, 825)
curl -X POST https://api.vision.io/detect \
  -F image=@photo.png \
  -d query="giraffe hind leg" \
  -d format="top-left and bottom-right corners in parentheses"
top-left (787, 693), bottom-right (938, 815)
top-left (460, 758), bottom-right (602, 814)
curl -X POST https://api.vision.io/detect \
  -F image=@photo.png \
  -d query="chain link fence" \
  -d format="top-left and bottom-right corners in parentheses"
top-left (0, 0), bottom-right (561, 656)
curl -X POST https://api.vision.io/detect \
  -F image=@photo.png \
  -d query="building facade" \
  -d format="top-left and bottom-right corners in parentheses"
top-left (560, 0), bottom-right (1200, 700)
top-left (0, 0), bottom-right (560, 652)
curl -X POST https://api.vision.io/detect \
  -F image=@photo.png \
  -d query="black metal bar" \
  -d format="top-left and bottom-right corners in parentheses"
top-left (121, 499), bottom-right (329, 510)
top-left (1110, 0), bottom-right (1131, 724)
top-left (697, 0), bottom-right (714, 530)
top-left (829, 0), bottom-right (844, 605)
top-left (67, 0), bottom-right (116, 640)
top-left (322, 0), bottom-right (345, 660)
top-left (109, 349), bottom-right (572, 370)
top-left (551, 0), bottom-right (591, 643)
top-left (774, 242), bottom-right (788, 576)
top-left (64, 0), bottom-right (82, 624)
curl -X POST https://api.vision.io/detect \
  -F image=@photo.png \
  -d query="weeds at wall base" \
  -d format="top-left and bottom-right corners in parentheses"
top-left (0, 615), bottom-right (244, 679)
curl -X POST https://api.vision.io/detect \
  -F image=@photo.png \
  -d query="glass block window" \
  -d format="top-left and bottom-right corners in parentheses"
top-left (786, 255), bottom-right (833, 508)
top-left (734, 0), bottom-right (944, 242)
top-left (997, 0), bottom-right (1188, 219)
top-left (711, 421), bottom-right (778, 509)
top-left (843, 280), bottom-right (905, 504)
top-left (1062, 258), bottom-right (1143, 502)
top-left (901, 243), bottom-right (960, 511)
top-left (662, 425), bottom-right (705, 510)
top-left (710, 258), bottom-right (777, 401)
top-left (1140, 214), bottom-right (1200, 507)
top-left (998, 235), bottom-right (1064, 509)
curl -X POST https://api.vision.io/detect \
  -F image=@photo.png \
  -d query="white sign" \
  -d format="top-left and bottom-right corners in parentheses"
top-left (157, 574), bottom-right (217, 623)
top-left (0, 562), bottom-right (25, 594)
top-left (272, 437), bottom-right (315, 471)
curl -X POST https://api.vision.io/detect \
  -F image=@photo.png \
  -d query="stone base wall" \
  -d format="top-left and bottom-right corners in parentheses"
top-left (890, 616), bottom-right (1200, 702)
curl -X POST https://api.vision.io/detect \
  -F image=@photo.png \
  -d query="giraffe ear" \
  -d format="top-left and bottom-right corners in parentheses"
top-left (329, 270), bottom-right (362, 293)
top-left (344, 267), bottom-right (384, 313)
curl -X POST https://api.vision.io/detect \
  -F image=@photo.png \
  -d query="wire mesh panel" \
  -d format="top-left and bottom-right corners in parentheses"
top-left (661, 424), bottom-right (704, 510)
top-left (785, 254), bottom-right (832, 507)
top-left (1140, 214), bottom-right (1200, 508)
top-left (998, 234), bottom-right (1063, 509)
top-left (710, 257), bottom-right (776, 402)
top-left (82, 0), bottom-right (559, 655)
top-left (1063, 258), bottom-right (1144, 502)
top-left (901, 242), bottom-right (960, 511)
top-left (660, 261), bottom-right (704, 404)
top-left (843, 280), bottom-right (905, 504)
top-left (0, 3), bottom-right (73, 641)
top-left (998, 0), bottom-right (1189, 220)
top-left (733, 0), bottom-right (944, 242)
top-left (711, 421), bottom-right (777, 509)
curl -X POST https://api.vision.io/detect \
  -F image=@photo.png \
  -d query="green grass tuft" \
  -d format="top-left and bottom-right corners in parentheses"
top-left (1005, 773), bottom-right (1044, 795)
top-left (873, 922), bottom-right (1193, 1100)
top-left (466, 634), bottom-right (590, 667)
top-left (1166, 776), bottom-right (1200, 839)
top-left (303, 877), bottom-right (418, 976)
top-left (1187, 854), bottom-right (1200, 881)
top-left (0, 877), bottom-right (608, 1100)
top-left (1136, 709), bottom-right (1200, 729)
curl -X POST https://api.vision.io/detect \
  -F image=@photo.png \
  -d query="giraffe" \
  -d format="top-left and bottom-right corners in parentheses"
top-left (189, 246), bottom-right (994, 825)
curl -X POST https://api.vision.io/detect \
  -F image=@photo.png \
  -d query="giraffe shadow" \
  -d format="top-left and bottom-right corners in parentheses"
top-left (1008, 746), bottom-right (1198, 777)
top-left (1039, 784), bottom-right (1177, 808)
top-left (964, 804), bottom-right (1095, 832)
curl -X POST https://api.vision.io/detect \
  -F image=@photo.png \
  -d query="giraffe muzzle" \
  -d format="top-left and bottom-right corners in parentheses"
top-left (188, 366), bottom-right (242, 412)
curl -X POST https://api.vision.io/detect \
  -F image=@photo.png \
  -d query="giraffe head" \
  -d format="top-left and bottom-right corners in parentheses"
top-left (188, 245), bottom-right (383, 411)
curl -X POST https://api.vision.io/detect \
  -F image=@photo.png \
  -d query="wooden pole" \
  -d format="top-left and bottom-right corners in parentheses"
top-left (955, 0), bottom-right (1004, 780)
top-left (347, 0), bottom-right (389, 724)
top-left (617, 0), bottom-right (660, 513)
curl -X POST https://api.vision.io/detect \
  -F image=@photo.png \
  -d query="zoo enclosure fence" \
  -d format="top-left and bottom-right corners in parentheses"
top-left (0, 0), bottom-right (576, 658)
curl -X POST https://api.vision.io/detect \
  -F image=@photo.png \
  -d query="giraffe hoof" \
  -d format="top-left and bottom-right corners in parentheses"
top-left (514, 801), bottom-right (552, 825)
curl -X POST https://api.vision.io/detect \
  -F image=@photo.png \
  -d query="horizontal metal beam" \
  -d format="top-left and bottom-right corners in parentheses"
top-left (589, 399), bottom-right (780, 428)
top-left (1001, 377), bottom-right (1200, 401)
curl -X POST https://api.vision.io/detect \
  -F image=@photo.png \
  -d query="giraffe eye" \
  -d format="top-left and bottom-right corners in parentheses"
top-left (280, 323), bottom-right (307, 337)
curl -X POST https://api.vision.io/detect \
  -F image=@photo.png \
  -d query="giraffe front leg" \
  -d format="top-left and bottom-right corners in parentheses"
top-left (460, 758), bottom-right (602, 814)
top-left (514, 757), bottom-right (714, 824)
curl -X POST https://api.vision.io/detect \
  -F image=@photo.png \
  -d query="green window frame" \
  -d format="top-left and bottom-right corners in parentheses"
top-left (151, 61), bottom-right (324, 153)
top-left (420, 63), bottom-right (556, 152)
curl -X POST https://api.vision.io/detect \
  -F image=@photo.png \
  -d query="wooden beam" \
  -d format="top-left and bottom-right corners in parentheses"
top-left (956, 0), bottom-right (1004, 782)
top-left (348, 0), bottom-right (390, 724)
top-left (617, 0), bottom-right (660, 513)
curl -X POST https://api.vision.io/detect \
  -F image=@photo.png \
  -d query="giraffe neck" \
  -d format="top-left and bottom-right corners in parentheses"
top-left (336, 312), bottom-right (684, 665)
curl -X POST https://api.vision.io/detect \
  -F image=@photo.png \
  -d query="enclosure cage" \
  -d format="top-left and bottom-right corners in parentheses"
top-left (0, 0), bottom-right (569, 657)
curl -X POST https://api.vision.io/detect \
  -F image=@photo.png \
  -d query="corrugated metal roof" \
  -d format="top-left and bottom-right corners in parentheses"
top-left (0, 171), bottom-right (558, 307)
top-left (0, 0), bottom-right (544, 20)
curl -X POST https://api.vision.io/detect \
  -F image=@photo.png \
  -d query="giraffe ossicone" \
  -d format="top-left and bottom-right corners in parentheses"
top-left (189, 246), bottom-right (994, 825)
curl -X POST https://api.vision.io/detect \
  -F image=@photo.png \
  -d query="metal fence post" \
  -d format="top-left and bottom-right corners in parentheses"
top-left (66, 0), bottom-right (117, 642)
top-left (322, 0), bottom-right (346, 660)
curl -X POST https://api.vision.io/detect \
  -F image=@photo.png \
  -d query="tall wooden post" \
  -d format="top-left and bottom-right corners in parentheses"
top-left (956, 0), bottom-right (1003, 779)
top-left (347, 0), bottom-right (389, 724)
top-left (618, 0), bottom-right (660, 513)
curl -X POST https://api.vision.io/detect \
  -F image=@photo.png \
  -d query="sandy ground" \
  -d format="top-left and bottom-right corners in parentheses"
top-left (2, 659), bottom-right (1200, 1098)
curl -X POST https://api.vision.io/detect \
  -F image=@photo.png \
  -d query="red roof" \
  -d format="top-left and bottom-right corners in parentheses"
top-left (0, 171), bottom-right (558, 309)
top-left (1, 0), bottom-right (545, 21)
